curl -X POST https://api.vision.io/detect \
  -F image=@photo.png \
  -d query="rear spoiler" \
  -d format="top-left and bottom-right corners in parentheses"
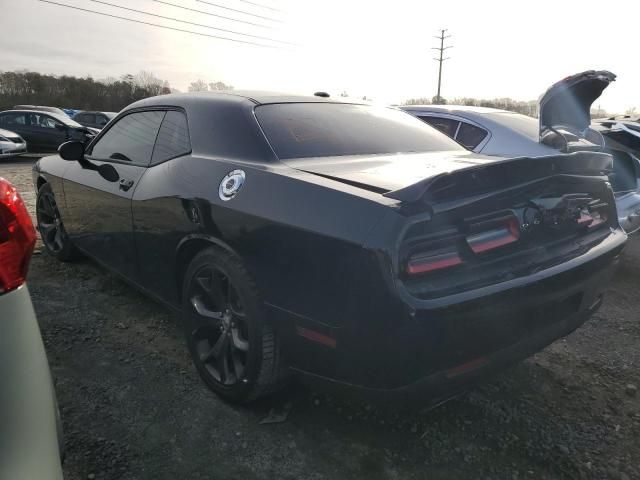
top-left (382, 151), bottom-right (613, 203)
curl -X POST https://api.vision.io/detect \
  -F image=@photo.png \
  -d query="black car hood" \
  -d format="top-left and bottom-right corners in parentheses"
top-left (287, 151), bottom-right (505, 192)
top-left (539, 70), bottom-right (616, 134)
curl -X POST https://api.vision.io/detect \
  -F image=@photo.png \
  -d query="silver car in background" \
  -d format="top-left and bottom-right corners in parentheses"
top-left (0, 128), bottom-right (27, 159)
top-left (401, 70), bottom-right (640, 234)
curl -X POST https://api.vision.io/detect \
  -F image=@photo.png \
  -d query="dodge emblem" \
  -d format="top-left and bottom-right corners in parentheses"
top-left (219, 170), bottom-right (246, 201)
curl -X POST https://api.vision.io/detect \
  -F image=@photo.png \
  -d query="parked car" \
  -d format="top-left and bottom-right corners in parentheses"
top-left (0, 109), bottom-right (98, 153)
top-left (72, 110), bottom-right (117, 130)
top-left (33, 92), bottom-right (625, 405)
top-left (401, 70), bottom-right (640, 234)
top-left (0, 128), bottom-right (27, 159)
top-left (0, 177), bottom-right (64, 479)
top-left (13, 105), bottom-right (69, 117)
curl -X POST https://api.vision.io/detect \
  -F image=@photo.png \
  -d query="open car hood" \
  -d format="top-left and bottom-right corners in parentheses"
top-left (539, 70), bottom-right (616, 135)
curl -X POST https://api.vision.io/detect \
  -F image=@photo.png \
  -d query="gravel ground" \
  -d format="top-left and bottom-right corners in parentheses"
top-left (2, 156), bottom-right (639, 480)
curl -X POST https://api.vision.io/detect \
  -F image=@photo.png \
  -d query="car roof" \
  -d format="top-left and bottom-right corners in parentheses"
top-left (129, 90), bottom-right (362, 109)
top-left (1, 109), bottom-right (79, 125)
top-left (400, 105), bottom-right (513, 115)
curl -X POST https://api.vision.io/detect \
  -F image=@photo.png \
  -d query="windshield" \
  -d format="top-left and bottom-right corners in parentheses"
top-left (256, 103), bottom-right (464, 160)
top-left (47, 111), bottom-right (82, 127)
top-left (482, 111), bottom-right (539, 141)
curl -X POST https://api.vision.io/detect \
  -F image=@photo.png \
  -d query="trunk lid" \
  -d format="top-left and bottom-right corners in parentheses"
top-left (287, 151), bottom-right (500, 193)
top-left (539, 70), bottom-right (616, 135)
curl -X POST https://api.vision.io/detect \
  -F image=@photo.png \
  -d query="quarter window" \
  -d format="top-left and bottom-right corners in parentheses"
top-left (456, 122), bottom-right (488, 150)
top-left (151, 110), bottom-right (191, 164)
top-left (90, 110), bottom-right (165, 165)
top-left (418, 116), bottom-right (460, 138)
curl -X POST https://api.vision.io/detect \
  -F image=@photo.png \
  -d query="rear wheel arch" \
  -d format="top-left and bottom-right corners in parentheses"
top-left (36, 175), bottom-right (47, 191)
top-left (175, 235), bottom-right (238, 302)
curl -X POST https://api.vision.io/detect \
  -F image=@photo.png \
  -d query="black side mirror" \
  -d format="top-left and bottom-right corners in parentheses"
top-left (58, 141), bottom-right (85, 161)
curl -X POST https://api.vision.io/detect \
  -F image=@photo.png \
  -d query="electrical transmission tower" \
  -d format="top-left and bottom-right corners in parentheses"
top-left (432, 29), bottom-right (452, 104)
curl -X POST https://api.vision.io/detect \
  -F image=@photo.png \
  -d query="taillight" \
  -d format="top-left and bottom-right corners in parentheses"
top-left (406, 251), bottom-right (463, 275)
top-left (466, 216), bottom-right (520, 254)
top-left (0, 178), bottom-right (36, 293)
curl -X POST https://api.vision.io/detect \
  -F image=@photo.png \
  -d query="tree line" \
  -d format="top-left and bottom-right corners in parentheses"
top-left (0, 70), bottom-right (173, 112)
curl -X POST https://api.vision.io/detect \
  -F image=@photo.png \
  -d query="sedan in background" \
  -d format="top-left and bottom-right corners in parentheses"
top-left (33, 91), bottom-right (624, 406)
top-left (0, 128), bottom-right (27, 159)
top-left (72, 111), bottom-right (117, 130)
top-left (0, 109), bottom-right (98, 153)
top-left (0, 177), bottom-right (64, 480)
top-left (401, 70), bottom-right (640, 234)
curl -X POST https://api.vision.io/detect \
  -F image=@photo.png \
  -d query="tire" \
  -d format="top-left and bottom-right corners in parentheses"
top-left (181, 247), bottom-right (287, 403)
top-left (36, 183), bottom-right (79, 262)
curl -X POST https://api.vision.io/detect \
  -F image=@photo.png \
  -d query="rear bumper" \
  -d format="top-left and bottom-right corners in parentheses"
top-left (296, 292), bottom-right (602, 407)
top-left (0, 142), bottom-right (27, 158)
top-left (0, 285), bottom-right (64, 480)
top-left (292, 234), bottom-right (622, 405)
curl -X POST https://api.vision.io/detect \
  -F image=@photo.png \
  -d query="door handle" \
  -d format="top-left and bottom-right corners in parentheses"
top-left (119, 178), bottom-right (134, 191)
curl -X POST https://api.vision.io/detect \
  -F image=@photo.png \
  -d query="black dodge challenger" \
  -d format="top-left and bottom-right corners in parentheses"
top-left (32, 91), bottom-right (626, 404)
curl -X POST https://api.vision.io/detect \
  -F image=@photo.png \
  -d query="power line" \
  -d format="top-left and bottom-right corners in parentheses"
top-left (36, 0), bottom-right (281, 48)
top-left (84, 0), bottom-right (294, 45)
top-left (152, 0), bottom-right (272, 29)
top-left (195, 0), bottom-right (282, 23)
top-left (431, 29), bottom-right (452, 104)
top-left (237, 0), bottom-right (281, 12)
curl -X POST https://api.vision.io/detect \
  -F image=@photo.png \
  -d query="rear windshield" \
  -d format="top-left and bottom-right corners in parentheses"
top-left (255, 103), bottom-right (464, 160)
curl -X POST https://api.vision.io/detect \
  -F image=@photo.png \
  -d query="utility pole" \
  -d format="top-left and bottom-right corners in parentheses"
top-left (432, 29), bottom-right (452, 104)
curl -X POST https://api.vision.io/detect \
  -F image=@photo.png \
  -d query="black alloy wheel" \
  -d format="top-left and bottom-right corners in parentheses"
top-left (182, 247), bottom-right (287, 403)
top-left (187, 264), bottom-right (250, 386)
top-left (36, 183), bottom-right (77, 261)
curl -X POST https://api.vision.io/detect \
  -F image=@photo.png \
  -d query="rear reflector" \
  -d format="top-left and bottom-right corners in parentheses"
top-left (466, 217), bottom-right (520, 254)
top-left (296, 326), bottom-right (337, 348)
top-left (445, 357), bottom-right (488, 378)
top-left (0, 178), bottom-right (36, 293)
top-left (406, 251), bottom-right (462, 275)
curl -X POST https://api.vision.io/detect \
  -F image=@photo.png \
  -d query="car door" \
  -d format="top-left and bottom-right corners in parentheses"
top-left (0, 112), bottom-right (30, 146)
top-left (62, 109), bottom-right (166, 281)
top-left (25, 113), bottom-right (68, 151)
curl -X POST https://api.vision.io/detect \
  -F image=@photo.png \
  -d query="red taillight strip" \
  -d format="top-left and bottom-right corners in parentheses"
top-left (0, 178), bottom-right (36, 293)
top-left (466, 218), bottom-right (520, 254)
top-left (296, 326), bottom-right (337, 348)
top-left (406, 251), bottom-right (462, 275)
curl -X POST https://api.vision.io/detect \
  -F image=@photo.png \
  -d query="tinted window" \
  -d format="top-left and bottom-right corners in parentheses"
top-left (0, 113), bottom-right (27, 127)
top-left (77, 113), bottom-right (94, 124)
top-left (90, 110), bottom-right (165, 164)
top-left (256, 104), bottom-right (463, 160)
top-left (456, 122), bottom-right (488, 149)
top-left (95, 115), bottom-right (108, 126)
top-left (30, 113), bottom-right (63, 129)
top-left (151, 111), bottom-right (190, 164)
top-left (418, 116), bottom-right (460, 138)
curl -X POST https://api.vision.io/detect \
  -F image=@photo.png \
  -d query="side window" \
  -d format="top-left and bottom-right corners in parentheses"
top-left (90, 110), bottom-right (165, 165)
top-left (0, 113), bottom-right (26, 127)
top-left (151, 110), bottom-right (191, 165)
top-left (418, 116), bottom-right (460, 139)
top-left (95, 115), bottom-right (108, 127)
top-left (78, 113), bottom-right (94, 124)
top-left (36, 115), bottom-right (63, 130)
top-left (456, 122), bottom-right (488, 150)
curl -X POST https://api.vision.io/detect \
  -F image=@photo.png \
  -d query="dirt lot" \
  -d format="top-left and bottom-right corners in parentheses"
top-left (2, 156), bottom-right (639, 480)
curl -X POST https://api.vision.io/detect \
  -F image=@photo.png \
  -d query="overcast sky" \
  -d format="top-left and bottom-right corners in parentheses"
top-left (3, 0), bottom-right (639, 113)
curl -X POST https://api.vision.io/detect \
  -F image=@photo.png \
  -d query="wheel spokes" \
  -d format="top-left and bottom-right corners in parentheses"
top-left (231, 328), bottom-right (249, 351)
top-left (191, 296), bottom-right (224, 321)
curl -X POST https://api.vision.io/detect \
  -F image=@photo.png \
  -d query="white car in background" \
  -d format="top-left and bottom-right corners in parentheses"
top-left (0, 128), bottom-right (27, 159)
top-left (401, 70), bottom-right (640, 234)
